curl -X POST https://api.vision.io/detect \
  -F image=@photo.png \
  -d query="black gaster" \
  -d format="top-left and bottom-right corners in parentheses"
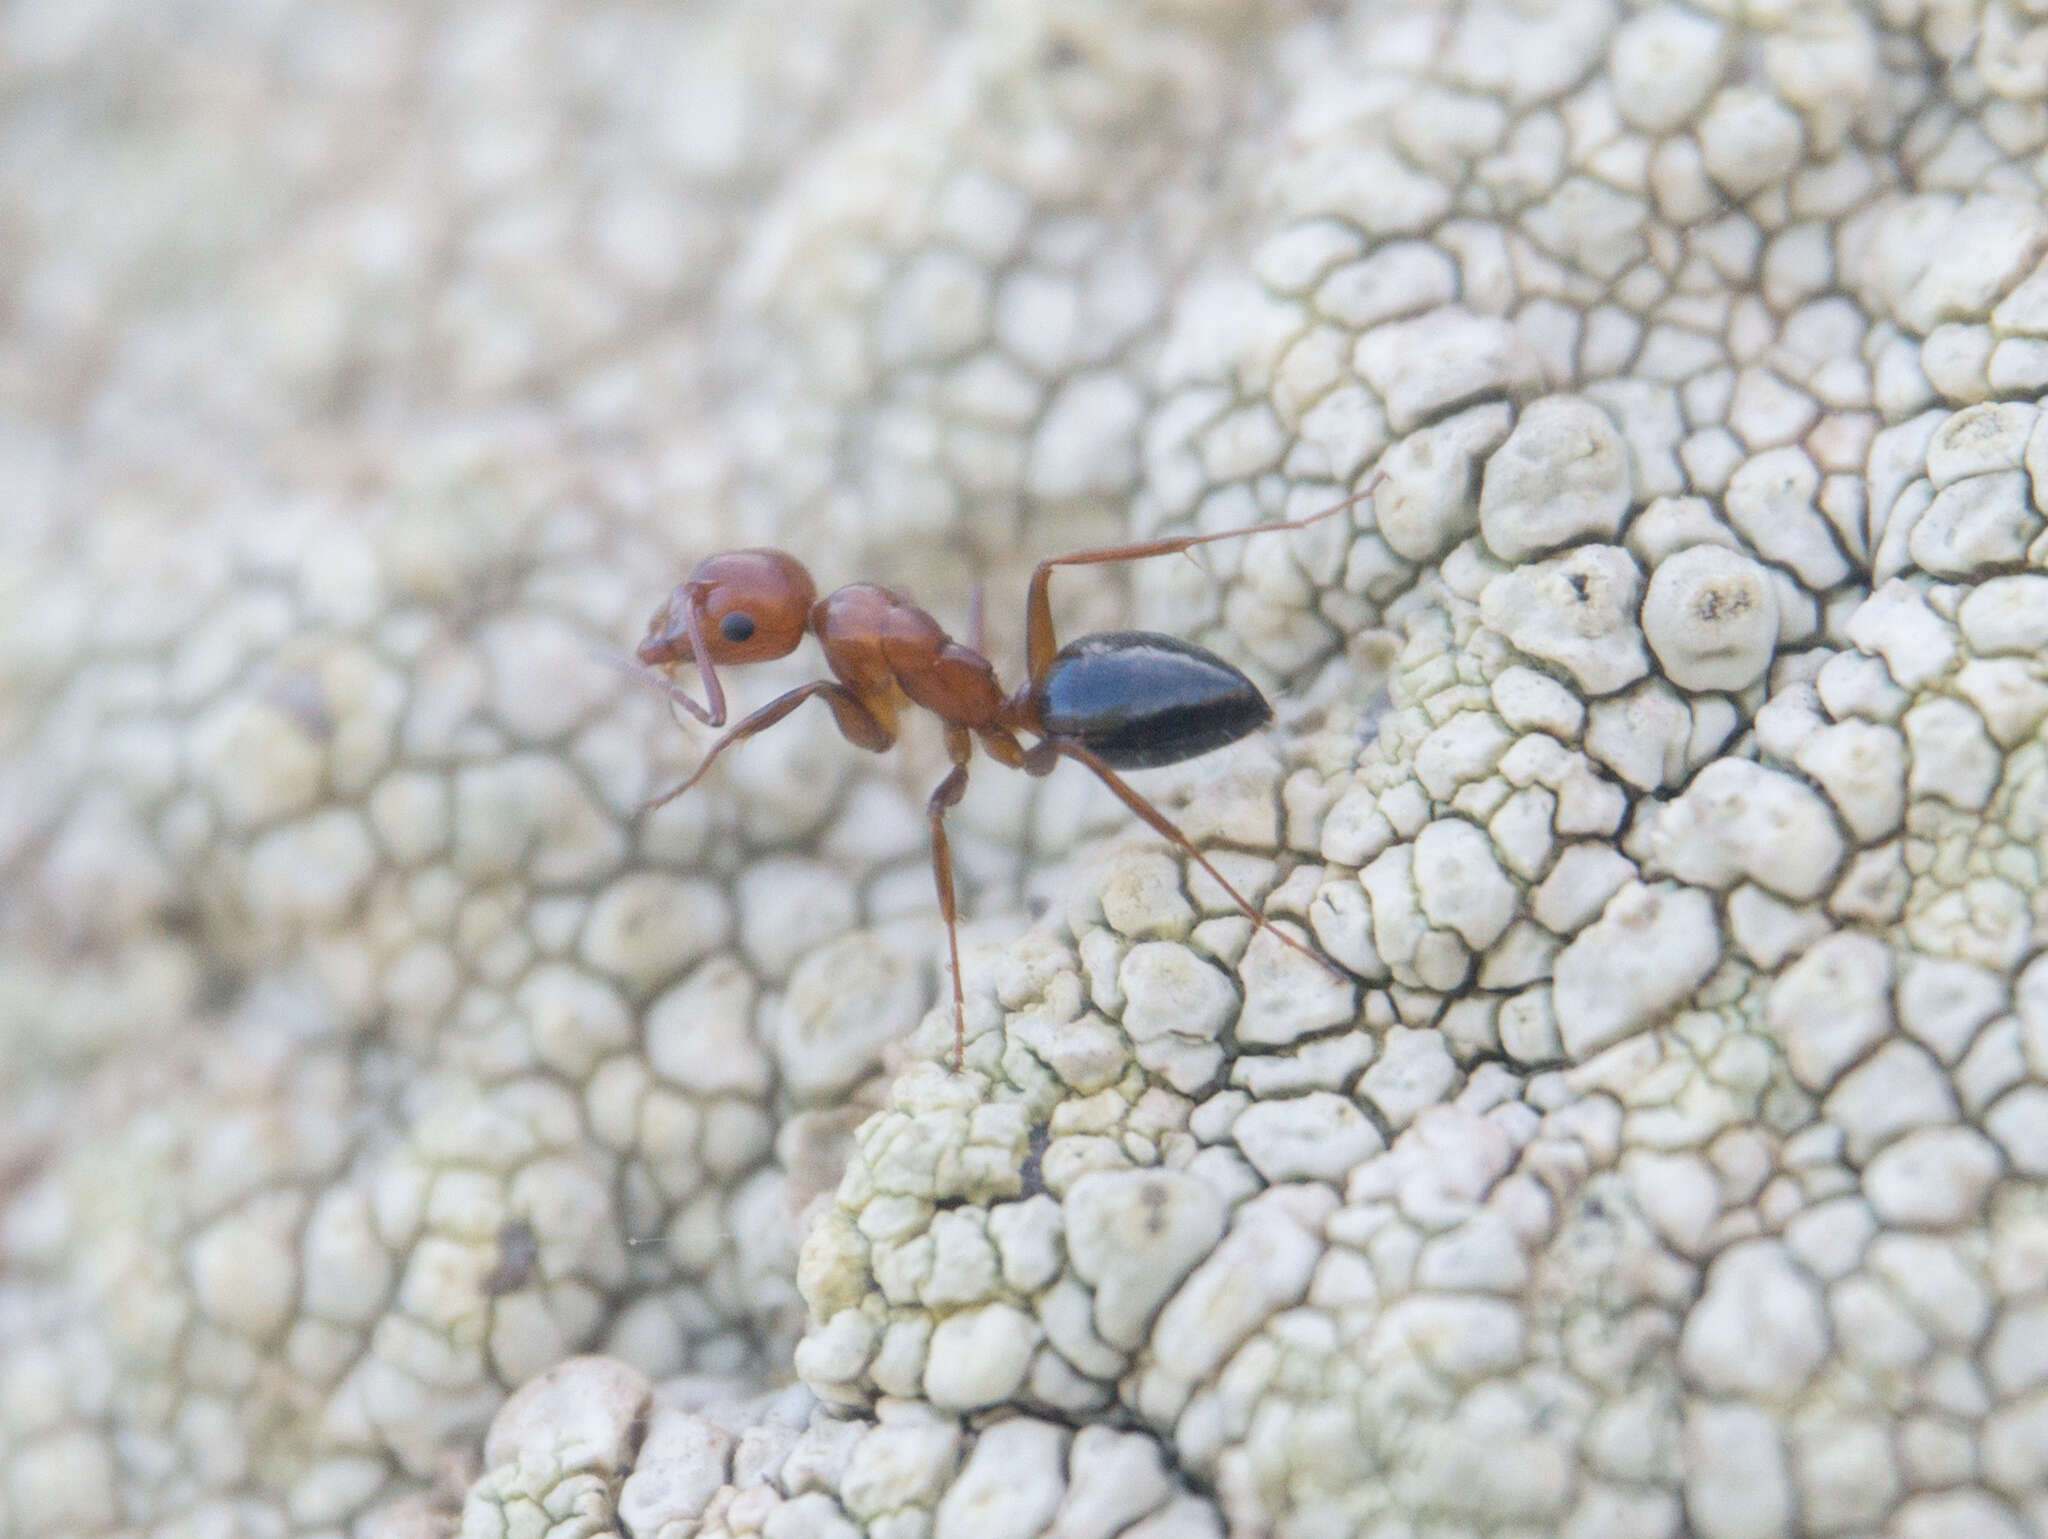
top-left (1036, 631), bottom-right (1273, 769)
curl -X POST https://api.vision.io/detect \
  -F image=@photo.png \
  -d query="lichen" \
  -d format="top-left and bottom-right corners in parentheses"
top-left (5, 1), bottom-right (2048, 1537)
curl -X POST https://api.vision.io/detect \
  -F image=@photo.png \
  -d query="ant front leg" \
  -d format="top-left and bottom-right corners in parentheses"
top-left (1018, 470), bottom-right (1384, 686)
top-left (643, 680), bottom-right (893, 813)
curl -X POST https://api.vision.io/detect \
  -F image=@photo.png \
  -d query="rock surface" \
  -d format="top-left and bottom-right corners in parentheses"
top-left (5, 1), bottom-right (2048, 1537)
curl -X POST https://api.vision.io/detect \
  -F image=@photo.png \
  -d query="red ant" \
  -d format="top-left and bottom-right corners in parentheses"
top-left (631, 476), bottom-right (1379, 1070)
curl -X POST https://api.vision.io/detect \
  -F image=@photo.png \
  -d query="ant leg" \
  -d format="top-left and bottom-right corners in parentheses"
top-left (1020, 469), bottom-right (1384, 683)
top-left (642, 680), bottom-right (892, 813)
top-left (1026, 737), bottom-right (1345, 980)
top-left (975, 724), bottom-right (1028, 769)
top-left (927, 739), bottom-right (973, 1071)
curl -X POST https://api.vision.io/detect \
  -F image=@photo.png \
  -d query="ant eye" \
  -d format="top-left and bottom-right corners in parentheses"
top-left (719, 612), bottom-right (756, 644)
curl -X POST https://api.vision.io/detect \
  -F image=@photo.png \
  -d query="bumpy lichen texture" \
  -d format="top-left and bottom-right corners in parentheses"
top-left (7, 0), bottom-right (2048, 1537)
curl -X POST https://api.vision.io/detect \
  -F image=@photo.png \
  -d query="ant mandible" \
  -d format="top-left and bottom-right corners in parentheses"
top-left (632, 474), bottom-right (1381, 1071)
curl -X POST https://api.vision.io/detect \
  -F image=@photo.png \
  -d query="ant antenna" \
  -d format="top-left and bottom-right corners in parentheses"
top-left (588, 644), bottom-right (712, 731)
top-left (676, 588), bottom-right (728, 726)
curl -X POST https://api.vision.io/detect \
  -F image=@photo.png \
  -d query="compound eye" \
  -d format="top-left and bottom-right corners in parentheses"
top-left (719, 611), bottom-right (757, 644)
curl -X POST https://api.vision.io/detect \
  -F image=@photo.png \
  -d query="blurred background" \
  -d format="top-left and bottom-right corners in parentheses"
top-left (0, 1), bottom-right (1349, 1531)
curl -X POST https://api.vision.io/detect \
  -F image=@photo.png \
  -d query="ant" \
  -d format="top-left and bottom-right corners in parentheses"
top-left (630, 474), bottom-right (1379, 1070)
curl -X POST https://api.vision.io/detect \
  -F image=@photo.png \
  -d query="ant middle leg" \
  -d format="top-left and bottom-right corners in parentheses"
top-left (927, 728), bottom-right (975, 1071)
top-left (1024, 736), bottom-right (1344, 980)
top-left (1018, 469), bottom-right (1384, 684)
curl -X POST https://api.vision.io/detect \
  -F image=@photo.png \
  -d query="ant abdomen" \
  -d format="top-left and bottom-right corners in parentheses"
top-left (1036, 630), bottom-right (1272, 770)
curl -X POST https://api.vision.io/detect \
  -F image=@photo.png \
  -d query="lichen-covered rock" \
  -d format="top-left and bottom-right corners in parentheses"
top-left (9, 0), bottom-right (2048, 1537)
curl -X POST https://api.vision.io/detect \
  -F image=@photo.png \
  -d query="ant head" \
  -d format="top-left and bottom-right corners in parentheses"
top-left (637, 549), bottom-right (818, 670)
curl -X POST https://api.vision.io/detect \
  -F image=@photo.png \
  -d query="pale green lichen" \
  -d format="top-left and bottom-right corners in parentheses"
top-left (6, 1), bottom-right (2048, 1537)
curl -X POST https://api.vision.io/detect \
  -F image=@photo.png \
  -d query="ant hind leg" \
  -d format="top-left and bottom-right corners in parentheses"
top-left (1029, 737), bottom-right (1346, 982)
top-left (1019, 467), bottom-right (1384, 684)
